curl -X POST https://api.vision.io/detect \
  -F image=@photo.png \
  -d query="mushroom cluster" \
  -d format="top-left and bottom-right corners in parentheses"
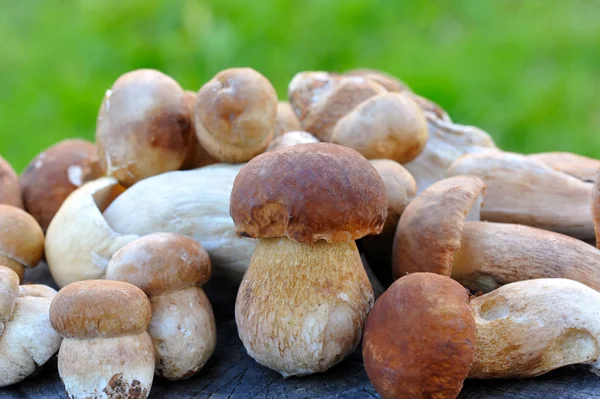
top-left (2, 65), bottom-right (600, 399)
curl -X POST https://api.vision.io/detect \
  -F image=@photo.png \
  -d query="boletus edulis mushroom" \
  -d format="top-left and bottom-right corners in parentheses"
top-left (0, 156), bottom-right (23, 209)
top-left (230, 143), bottom-right (387, 377)
top-left (180, 90), bottom-right (218, 170)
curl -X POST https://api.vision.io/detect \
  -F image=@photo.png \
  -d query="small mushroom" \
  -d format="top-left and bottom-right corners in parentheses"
top-left (0, 156), bottom-right (23, 208)
top-left (448, 151), bottom-right (594, 241)
top-left (180, 90), bottom-right (218, 169)
top-left (96, 69), bottom-right (191, 187)
top-left (362, 272), bottom-right (475, 399)
top-left (529, 151), bottom-right (599, 183)
top-left (231, 143), bottom-right (386, 377)
top-left (274, 101), bottom-right (302, 138)
top-left (393, 175), bottom-right (600, 293)
top-left (50, 280), bottom-right (155, 399)
top-left (0, 205), bottom-right (44, 282)
top-left (470, 278), bottom-right (600, 378)
top-left (0, 266), bottom-right (62, 387)
top-left (266, 131), bottom-right (319, 152)
top-left (343, 68), bottom-right (411, 93)
top-left (288, 71), bottom-right (385, 141)
top-left (194, 68), bottom-right (278, 162)
top-left (20, 139), bottom-right (103, 231)
top-left (106, 232), bottom-right (216, 381)
top-left (331, 92), bottom-right (428, 163)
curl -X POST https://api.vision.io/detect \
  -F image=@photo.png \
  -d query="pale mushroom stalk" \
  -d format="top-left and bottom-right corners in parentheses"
top-left (529, 151), bottom-right (600, 183)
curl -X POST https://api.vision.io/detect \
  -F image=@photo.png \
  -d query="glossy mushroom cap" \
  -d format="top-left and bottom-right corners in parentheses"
top-left (106, 232), bottom-right (212, 296)
top-left (181, 90), bottom-right (218, 169)
top-left (20, 139), bottom-right (102, 231)
top-left (266, 131), bottom-right (319, 152)
top-left (392, 175), bottom-right (484, 280)
top-left (194, 67), bottom-right (278, 162)
top-left (50, 280), bottom-right (151, 339)
top-left (0, 266), bottom-right (19, 322)
top-left (230, 143), bottom-right (388, 243)
top-left (363, 272), bottom-right (475, 399)
top-left (0, 156), bottom-right (23, 209)
top-left (96, 68), bottom-right (191, 187)
top-left (274, 101), bottom-right (302, 138)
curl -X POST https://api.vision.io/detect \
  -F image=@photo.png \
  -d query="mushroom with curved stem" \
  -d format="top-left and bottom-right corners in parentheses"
top-left (106, 232), bottom-right (216, 381)
top-left (529, 151), bottom-right (600, 183)
top-left (50, 280), bottom-right (155, 399)
top-left (448, 151), bottom-right (595, 241)
top-left (0, 156), bottom-right (23, 209)
top-left (0, 205), bottom-right (45, 282)
top-left (392, 175), bottom-right (600, 293)
top-left (274, 101), bottom-right (302, 138)
top-left (180, 90), bottom-right (218, 170)
top-left (266, 131), bottom-right (320, 152)
top-left (230, 143), bottom-right (386, 377)
top-left (0, 266), bottom-right (62, 387)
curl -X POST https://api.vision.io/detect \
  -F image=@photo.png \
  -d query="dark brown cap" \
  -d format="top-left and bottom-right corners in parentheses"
top-left (50, 280), bottom-right (151, 339)
top-left (230, 143), bottom-right (388, 243)
top-left (0, 156), bottom-right (23, 209)
top-left (363, 272), bottom-right (475, 399)
top-left (106, 232), bottom-right (212, 297)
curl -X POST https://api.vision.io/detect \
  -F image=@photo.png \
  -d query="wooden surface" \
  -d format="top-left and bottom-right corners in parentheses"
top-left (2, 264), bottom-right (600, 399)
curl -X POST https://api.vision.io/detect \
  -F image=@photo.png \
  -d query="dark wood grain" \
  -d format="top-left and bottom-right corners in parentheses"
top-left (2, 263), bottom-right (599, 399)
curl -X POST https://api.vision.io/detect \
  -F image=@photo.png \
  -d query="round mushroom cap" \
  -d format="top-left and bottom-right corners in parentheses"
top-left (266, 131), bottom-right (319, 152)
top-left (20, 139), bottom-right (102, 231)
top-left (230, 143), bottom-right (388, 243)
top-left (392, 175), bottom-right (485, 280)
top-left (363, 272), bottom-right (475, 399)
top-left (194, 67), bottom-right (278, 163)
top-left (0, 204), bottom-right (44, 268)
top-left (96, 68), bottom-right (191, 187)
top-left (50, 280), bottom-right (151, 339)
top-left (0, 266), bottom-right (19, 322)
top-left (106, 232), bottom-right (212, 297)
top-left (181, 90), bottom-right (218, 169)
top-left (274, 101), bottom-right (302, 138)
top-left (344, 68), bottom-right (411, 93)
top-left (0, 156), bottom-right (23, 209)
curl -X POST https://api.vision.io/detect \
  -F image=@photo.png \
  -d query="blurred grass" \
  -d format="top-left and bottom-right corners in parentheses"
top-left (1, 0), bottom-right (599, 172)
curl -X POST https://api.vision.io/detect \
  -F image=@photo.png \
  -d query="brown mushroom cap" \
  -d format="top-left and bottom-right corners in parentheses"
top-left (331, 92), bottom-right (428, 163)
top-left (0, 204), bottom-right (45, 269)
top-left (194, 67), bottom-right (278, 163)
top-left (343, 68), bottom-right (410, 93)
top-left (594, 168), bottom-right (600, 248)
top-left (20, 139), bottom-right (102, 231)
top-left (363, 272), bottom-right (475, 399)
top-left (49, 280), bottom-right (151, 339)
top-left (96, 68), bottom-right (191, 187)
top-left (392, 175), bottom-right (485, 280)
top-left (0, 266), bottom-right (19, 322)
top-left (180, 90), bottom-right (218, 169)
top-left (0, 156), bottom-right (23, 209)
top-left (106, 232), bottom-right (212, 297)
top-left (266, 131), bottom-right (319, 152)
top-left (274, 101), bottom-right (302, 138)
top-left (230, 143), bottom-right (388, 243)
top-left (529, 152), bottom-right (599, 182)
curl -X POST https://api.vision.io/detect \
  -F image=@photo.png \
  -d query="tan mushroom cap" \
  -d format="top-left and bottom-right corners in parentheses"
top-left (180, 90), bottom-right (219, 169)
top-left (266, 131), bottom-right (319, 152)
top-left (50, 280), bottom-right (151, 339)
top-left (230, 143), bottom-right (388, 243)
top-left (96, 68), bottom-right (191, 187)
top-left (20, 139), bottom-right (102, 231)
top-left (343, 68), bottom-right (411, 93)
top-left (0, 266), bottom-right (19, 322)
top-left (331, 92), bottom-right (428, 163)
top-left (363, 272), bottom-right (475, 399)
top-left (392, 175), bottom-right (485, 280)
top-left (288, 71), bottom-right (385, 141)
top-left (529, 151), bottom-right (599, 182)
top-left (0, 156), bottom-right (23, 209)
top-left (0, 204), bottom-right (44, 271)
top-left (106, 232), bottom-right (212, 297)
top-left (195, 67), bottom-right (278, 163)
top-left (274, 101), bottom-right (302, 138)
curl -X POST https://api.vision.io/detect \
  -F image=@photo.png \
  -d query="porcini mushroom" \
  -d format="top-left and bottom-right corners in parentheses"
top-left (266, 131), bottom-right (319, 152)
top-left (0, 266), bottom-right (62, 387)
top-left (593, 168), bottom-right (600, 248)
top-left (50, 280), bottom-right (155, 399)
top-left (106, 232), bottom-right (216, 380)
top-left (230, 143), bottom-right (386, 377)
top-left (343, 68), bottom-right (410, 93)
top-left (0, 156), bottom-right (23, 208)
top-left (448, 151), bottom-right (594, 241)
top-left (274, 101), bottom-right (302, 138)
top-left (393, 175), bottom-right (600, 293)
top-left (362, 272), bottom-right (475, 399)
top-left (529, 151), bottom-right (599, 183)
top-left (0, 205), bottom-right (44, 282)
top-left (96, 68), bottom-right (191, 186)
top-left (180, 90), bottom-right (218, 169)
top-left (20, 139), bottom-right (103, 231)
top-left (330, 92), bottom-right (428, 163)
top-left (194, 68), bottom-right (278, 162)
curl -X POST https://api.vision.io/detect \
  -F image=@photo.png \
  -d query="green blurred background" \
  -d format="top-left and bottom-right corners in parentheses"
top-left (1, 0), bottom-right (599, 172)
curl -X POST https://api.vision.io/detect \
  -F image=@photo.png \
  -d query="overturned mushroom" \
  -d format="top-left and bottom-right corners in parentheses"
top-left (106, 233), bottom-right (216, 381)
top-left (0, 156), bottom-right (23, 208)
top-left (529, 151), bottom-right (599, 183)
top-left (448, 151), bottom-right (594, 241)
top-left (0, 266), bottom-right (62, 387)
top-left (180, 90), bottom-right (218, 169)
top-left (274, 101), bottom-right (302, 138)
top-left (266, 131), bottom-right (319, 152)
top-left (393, 175), bottom-right (600, 293)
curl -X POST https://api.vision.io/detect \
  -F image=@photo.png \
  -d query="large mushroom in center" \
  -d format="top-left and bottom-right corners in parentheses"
top-left (230, 143), bottom-right (387, 377)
